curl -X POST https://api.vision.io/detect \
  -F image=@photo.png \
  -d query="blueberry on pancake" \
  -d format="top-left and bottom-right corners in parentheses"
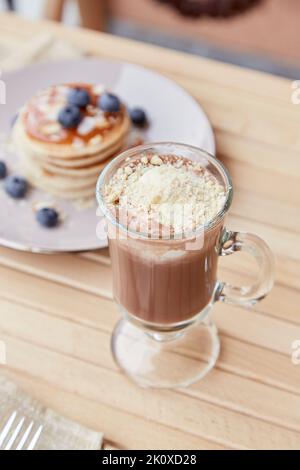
top-left (98, 93), bottom-right (121, 113)
top-left (58, 105), bottom-right (82, 129)
top-left (68, 88), bottom-right (90, 108)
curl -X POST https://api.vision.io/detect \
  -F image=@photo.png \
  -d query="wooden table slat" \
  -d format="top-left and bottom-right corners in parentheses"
top-left (0, 266), bottom-right (299, 395)
top-left (0, 246), bottom-right (299, 324)
top-left (1, 297), bottom-right (300, 435)
top-left (2, 333), bottom-right (300, 450)
top-left (4, 371), bottom-right (222, 450)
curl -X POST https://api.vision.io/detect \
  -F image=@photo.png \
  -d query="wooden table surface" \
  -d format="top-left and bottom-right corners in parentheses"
top-left (0, 12), bottom-right (299, 450)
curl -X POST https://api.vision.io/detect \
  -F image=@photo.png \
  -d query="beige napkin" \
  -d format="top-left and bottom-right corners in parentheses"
top-left (0, 376), bottom-right (104, 450)
top-left (0, 32), bottom-right (86, 72)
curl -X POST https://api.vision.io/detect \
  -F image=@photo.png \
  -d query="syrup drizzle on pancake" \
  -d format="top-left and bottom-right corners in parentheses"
top-left (23, 84), bottom-right (126, 146)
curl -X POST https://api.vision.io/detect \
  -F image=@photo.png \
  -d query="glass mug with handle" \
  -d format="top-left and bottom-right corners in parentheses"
top-left (96, 143), bottom-right (274, 389)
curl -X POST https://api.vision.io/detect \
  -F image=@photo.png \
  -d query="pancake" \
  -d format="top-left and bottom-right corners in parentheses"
top-left (24, 149), bottom-right (114, 178)
top-left (21, 154), bottom-right (99, 200)
top-left (17, 83), bottom-right (130, 158)
top-left (13, 83), bottom-right (131, 201)
top-left (16, 109), bottom-right (130, 159)
top-left (13, 119), bottom-right (125, 169)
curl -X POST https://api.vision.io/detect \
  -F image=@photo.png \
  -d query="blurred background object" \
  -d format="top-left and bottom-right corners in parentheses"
top-left (153, 0), bottom-right (261, 18)
top-left (5, 0), bottom-right (14, 10)
top-left (0, 0), bottom-right (299, 78)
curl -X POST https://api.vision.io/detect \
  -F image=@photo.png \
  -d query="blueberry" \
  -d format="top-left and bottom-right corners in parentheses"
top-left (58, 105), bottom-right (82, 129)
top-left (98, 93), bottom-right (121, 113)
top-left (5, 176), bottom-right (28, 199)
top-left (130, 108), bottom-right (148, 127)
top-left (68, 88), bottom-right (90, 108)
top-left (36, 207), bottom-right (59, 228)
top-left (0, 161), bottom-right (7, 179)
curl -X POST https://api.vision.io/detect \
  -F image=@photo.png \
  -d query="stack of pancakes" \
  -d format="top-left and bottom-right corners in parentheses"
top-left (13, 84), bottom-right (130, 200)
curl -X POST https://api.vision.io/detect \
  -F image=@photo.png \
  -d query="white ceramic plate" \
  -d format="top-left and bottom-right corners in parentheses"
top-left (0, 58), bottom-right (215, 252)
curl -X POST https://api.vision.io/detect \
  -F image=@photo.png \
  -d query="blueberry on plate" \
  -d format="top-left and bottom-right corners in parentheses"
top-left (68, 88), bottom-right (90, 108)
top-left (98, 93), bottom-right (121, 113)
top-left (36, 207), bottom-right (59, 228)
top-left (130, 108), bottom-right (148, 127)
top-left (5, 176), bottom-right (28, 199)
top-left (0, 161), bottom-right (7, 179)
top-left (58, 105), bottom-right (82, 129)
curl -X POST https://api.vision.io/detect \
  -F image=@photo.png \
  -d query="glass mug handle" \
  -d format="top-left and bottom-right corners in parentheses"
top-left (217, 229), bottom-right (275, 306)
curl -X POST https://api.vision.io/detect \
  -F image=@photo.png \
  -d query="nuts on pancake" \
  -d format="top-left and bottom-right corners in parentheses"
top-left (150, 155), bottom-right (163, 166)
top-left (89, 135), bottom-right (103, 146)
top-left (41, 123), bottom-right (61, 135)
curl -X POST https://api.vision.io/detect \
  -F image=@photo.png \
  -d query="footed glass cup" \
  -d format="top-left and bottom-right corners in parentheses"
top-left (96, 143), bottom-right (274, 389)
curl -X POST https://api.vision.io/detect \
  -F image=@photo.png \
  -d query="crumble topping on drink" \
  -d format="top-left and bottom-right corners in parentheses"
top-left (102, 154), bottom-right (226, 234)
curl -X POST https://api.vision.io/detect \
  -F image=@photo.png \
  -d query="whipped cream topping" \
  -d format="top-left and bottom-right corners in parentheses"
top-left (103, 154), bottom-right (226, 235)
